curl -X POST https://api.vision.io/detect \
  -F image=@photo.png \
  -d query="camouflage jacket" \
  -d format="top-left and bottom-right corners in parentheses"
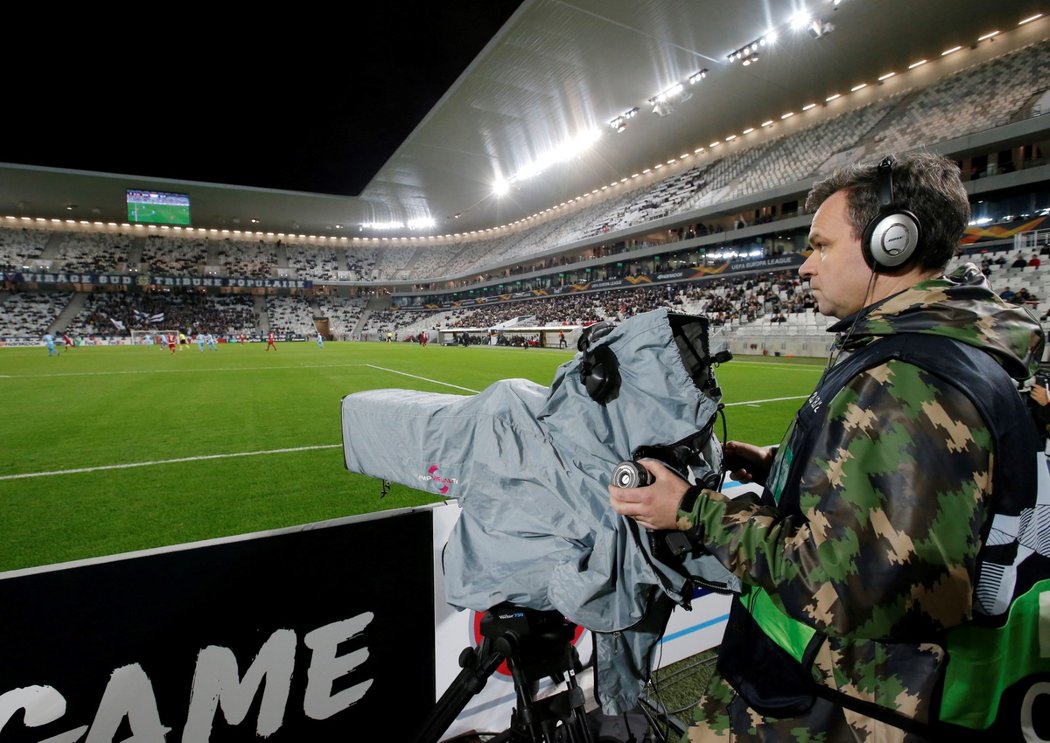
top-left (680, 265), bottom-right (1044, 742)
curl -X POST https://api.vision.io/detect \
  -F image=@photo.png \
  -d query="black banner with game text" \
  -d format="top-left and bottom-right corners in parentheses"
top-left (0, 511), bottom-right (434, 742)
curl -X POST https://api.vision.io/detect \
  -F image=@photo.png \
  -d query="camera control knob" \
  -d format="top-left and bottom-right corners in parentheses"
top-left (612, 461), bottom-right (653, 489)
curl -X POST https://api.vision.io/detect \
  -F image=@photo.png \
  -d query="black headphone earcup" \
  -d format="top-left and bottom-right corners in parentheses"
top-left (862, 209), bottom-right (921, 272)
top-left (580, 345), bottom-right (620, 403)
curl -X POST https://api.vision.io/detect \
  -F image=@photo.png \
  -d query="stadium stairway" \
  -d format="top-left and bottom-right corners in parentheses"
top-left (849, 89), bottom-right (924, 160)
top-left (126, 237), bottom-right (145, 267)
top-left (254, 295), bottom-right (269, 334)
top-left (48, 292), bottom-right (88, 334)
top-left (39, 232), bottom-right (65, 261)
top-left (352, 296), bottom-right (393, 338)
top-left (1012, 88), bottom-right (1050, 124)
top-left (351, 312), bottom-right (369, 338)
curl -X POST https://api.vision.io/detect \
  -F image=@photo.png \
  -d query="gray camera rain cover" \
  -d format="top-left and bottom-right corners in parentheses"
top-left (341, 308), bottom-right (738, 712)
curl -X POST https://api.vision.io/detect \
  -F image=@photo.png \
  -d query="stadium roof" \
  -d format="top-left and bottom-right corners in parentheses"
top-left (0, 0), bottom-right (1044, 240)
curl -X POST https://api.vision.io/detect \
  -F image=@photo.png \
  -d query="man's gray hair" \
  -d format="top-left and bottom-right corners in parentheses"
top-left (805, 151), bottom-right (970, 271)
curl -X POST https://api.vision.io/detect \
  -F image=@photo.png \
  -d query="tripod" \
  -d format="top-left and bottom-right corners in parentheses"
top-left (414, 603), bottom-right (595, 743)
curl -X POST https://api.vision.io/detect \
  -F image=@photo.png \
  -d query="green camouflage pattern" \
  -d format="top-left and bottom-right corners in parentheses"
top-left (676, 264), bottom-right (1044, 742)
top-left (836, 262), bottom-right (1043, 380)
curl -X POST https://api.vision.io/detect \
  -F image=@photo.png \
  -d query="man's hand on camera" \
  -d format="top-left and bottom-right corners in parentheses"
top-left (722, 441), bottom-right (775, 486)
top-left (1032, 384), bottom-right (1050, 407)
top-left (608, 459), bottom-right (689, 531)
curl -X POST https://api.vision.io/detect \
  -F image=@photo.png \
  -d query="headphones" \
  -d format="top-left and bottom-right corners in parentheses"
top-left (577, 322), bottom-right (620, 404)
top-left (861, 156), bottom-right (922, 272)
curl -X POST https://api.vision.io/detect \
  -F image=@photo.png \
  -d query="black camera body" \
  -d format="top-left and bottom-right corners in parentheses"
top-left (611, 449), bottom-right (718, 561)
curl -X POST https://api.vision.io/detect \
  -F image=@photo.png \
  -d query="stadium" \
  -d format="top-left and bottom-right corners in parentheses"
top-left (2, 0), bottom-right (1049, 740)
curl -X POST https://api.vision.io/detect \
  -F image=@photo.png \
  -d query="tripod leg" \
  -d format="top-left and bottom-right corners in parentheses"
top-left (499, 635), bottom-right (595, 743)
top-left (414, 638), bottom-right (506, 743)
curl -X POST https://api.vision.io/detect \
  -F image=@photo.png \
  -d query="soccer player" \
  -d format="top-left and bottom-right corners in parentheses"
top-left (197, 333), bottom-right (206, 352)
top-left (43, 333), bottom-right (59, 356)
top-left (62, 333), bottom-right (74, 349)
top-left (316, 331), bottom-right (324, 349)
top-left (266, 331), bottom-right (277, 351)
top-left (207, 333), bottom-right (218, 351)
top-left (167, 333), bottom-right (177, 354)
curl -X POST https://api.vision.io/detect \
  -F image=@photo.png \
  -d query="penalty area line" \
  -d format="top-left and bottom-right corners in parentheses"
top-left (0, 444), bottom-right (342, 481)
top-left (724, 394), bottom-right (809, 407)
top-left (364, 364), bottom-right (480, 393)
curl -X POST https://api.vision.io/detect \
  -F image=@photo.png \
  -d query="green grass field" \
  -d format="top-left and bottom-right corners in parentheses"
top-left (127, 202), bottom-right (192, 226)
top-left (0, 341), bottom-right (826, 572)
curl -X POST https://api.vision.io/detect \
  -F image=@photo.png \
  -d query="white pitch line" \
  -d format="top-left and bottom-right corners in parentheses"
top-left (726, 361), bottom-right (826, 371)
top-left (364, 364), bottom-right (480, 393)
top-left (0, 364), bottom-right (368, 379)
top-left (724, 394), bottom-right (809, 407)
top-left (0, 444), bottom-right (341, 481)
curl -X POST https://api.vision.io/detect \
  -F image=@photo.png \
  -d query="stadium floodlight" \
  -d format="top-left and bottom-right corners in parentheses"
top-left (687, 69), bottom-right (708, 84)
top-left (790, 10), bottom-right (811, 31)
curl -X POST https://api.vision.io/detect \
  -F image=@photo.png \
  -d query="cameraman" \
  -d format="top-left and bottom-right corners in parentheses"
top-left (609, 153), bottom-right (1044, 741)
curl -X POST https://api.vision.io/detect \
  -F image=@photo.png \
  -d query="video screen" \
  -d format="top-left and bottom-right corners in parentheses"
top-left (126, 189), bottom-right (191, 226)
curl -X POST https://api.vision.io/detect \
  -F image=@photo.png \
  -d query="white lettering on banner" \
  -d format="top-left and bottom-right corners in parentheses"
top-left (0, 613), bottom-right (376, 741)
top-left (183, 629), bottom-right (296, 740)
top-left (85, 664), bottom-right (170, 743)
top-left (0, 685), bottom-right (69, 730)
top-left (1021, 681), bottom-right (1050, 743)
top-left (303, 612), bottom-right (375, 719)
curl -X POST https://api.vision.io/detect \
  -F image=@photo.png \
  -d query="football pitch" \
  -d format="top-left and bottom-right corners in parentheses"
top-left (0, 341), bottom-right (826, 572)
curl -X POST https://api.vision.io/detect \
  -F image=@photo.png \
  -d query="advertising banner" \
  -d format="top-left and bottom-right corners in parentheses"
top-left (0, 512), bottom-right (433, 742)
top-left (2, 272), bottom-right (312, 289)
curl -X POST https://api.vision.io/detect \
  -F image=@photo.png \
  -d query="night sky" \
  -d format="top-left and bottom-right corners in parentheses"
top-left (1, 2), bottom-right (523, 196)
